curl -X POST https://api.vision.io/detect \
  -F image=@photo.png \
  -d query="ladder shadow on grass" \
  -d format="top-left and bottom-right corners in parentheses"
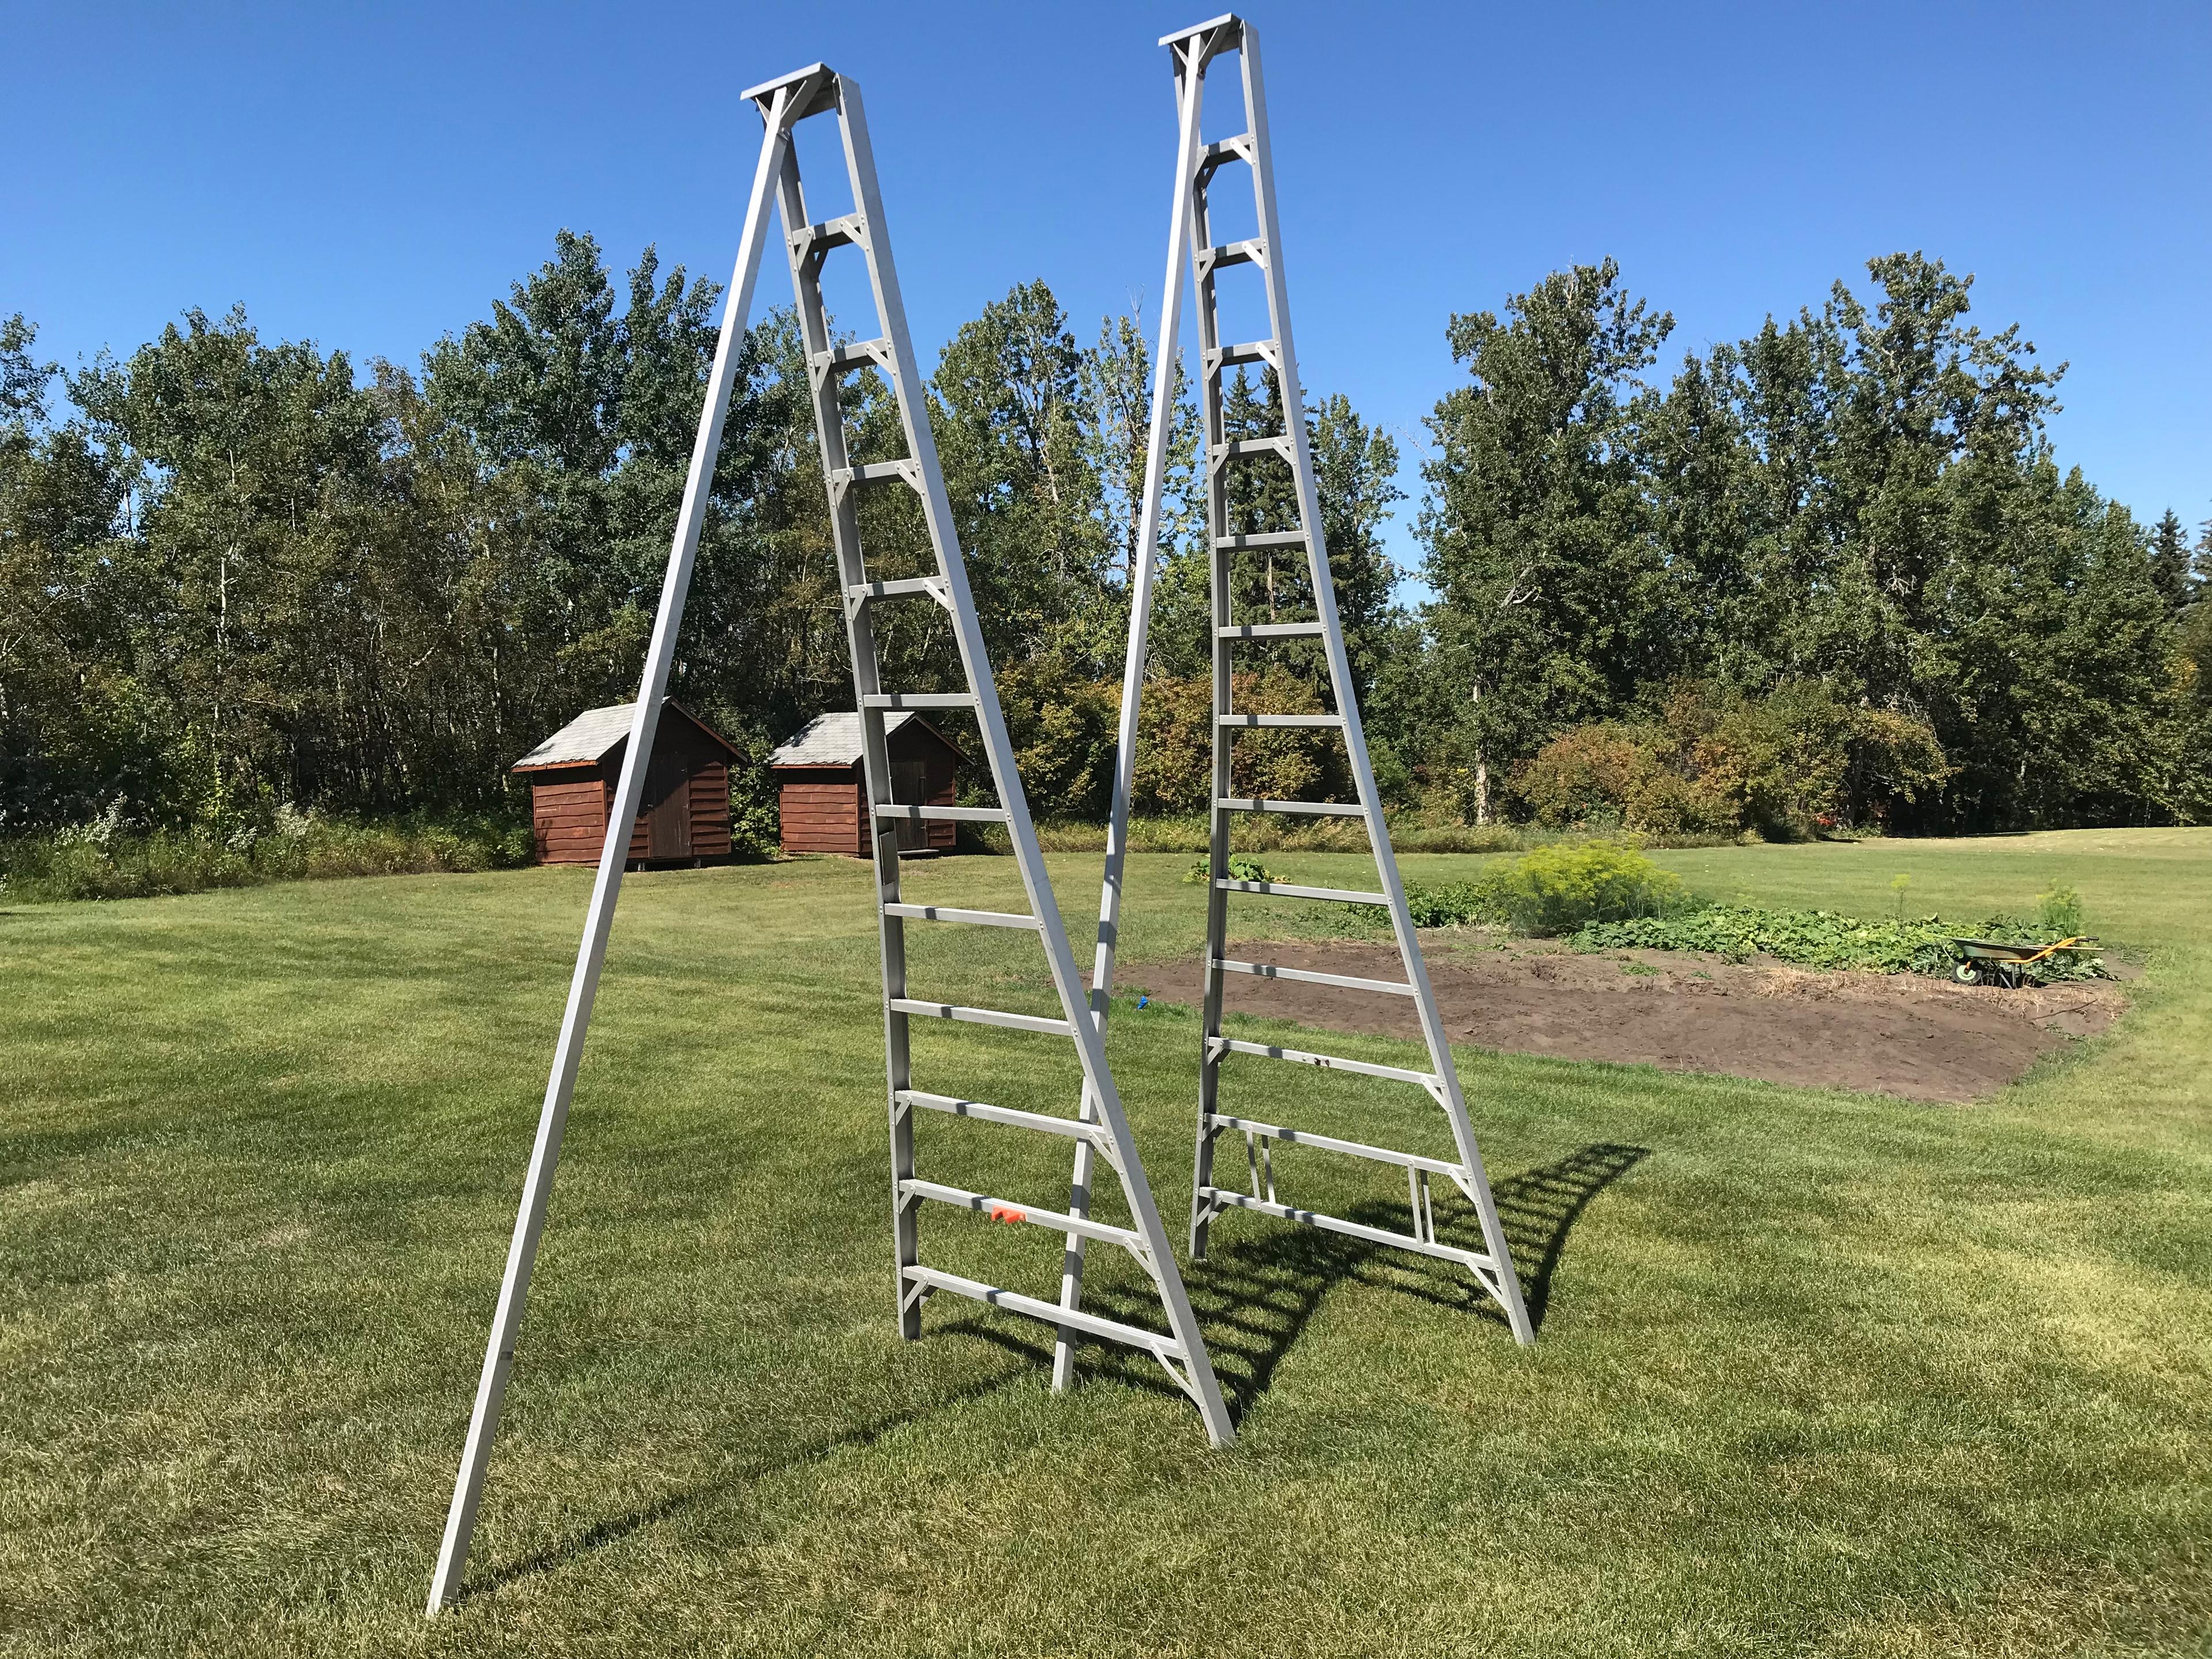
top-left (1340, 1141), bottom-right (1651, 1332)
top-left (463, 1367), bottom-right (1025, 1604)
top-left (1065, 1142), bottom-right (1649, 1415)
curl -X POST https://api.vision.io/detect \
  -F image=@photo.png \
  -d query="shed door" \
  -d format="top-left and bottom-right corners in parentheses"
top-left (646, 749), bottom-right (692, 859)
top-left (890, 759), bottom-right (927, 852)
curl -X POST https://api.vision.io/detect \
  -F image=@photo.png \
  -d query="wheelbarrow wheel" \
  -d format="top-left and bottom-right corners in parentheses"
top-left (1953, 961), bottom-right (1980, 985)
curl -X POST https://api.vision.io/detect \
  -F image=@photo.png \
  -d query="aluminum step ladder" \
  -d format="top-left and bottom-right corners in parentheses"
top-left (427, 61), bottom-right (1230, 1618)
top-left (1064, 14), bottom-right (1535, 1350)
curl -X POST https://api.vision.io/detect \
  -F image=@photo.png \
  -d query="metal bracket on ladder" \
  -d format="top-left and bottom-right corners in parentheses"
top-left (424, 58), bottom-right (1232, 1619)
top-left (1058, 14), bottom-right (1536, 1361)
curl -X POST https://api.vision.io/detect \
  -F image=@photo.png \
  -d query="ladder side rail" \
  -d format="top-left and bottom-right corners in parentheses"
top-left (832, 78), bottom-right (1237, 1446)
top-left (1191, 38), bottom-right (1241, 1261)
top-left (425, 78), bottom-right (815, 1618)
top-left (771, 133), bottom-right (925, 1338)
top-left (1236, 27), bottom-right (1533, 1343)
top-left (1055, 26), bottom-right (1212, 1392)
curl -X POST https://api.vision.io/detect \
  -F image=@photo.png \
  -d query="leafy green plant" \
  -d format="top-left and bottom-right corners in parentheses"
top-left (1572, 903), bottom-right (2109, 981)
top-left (2038, 884), bottom-right (2087, 938)
top-left (1394, 842), bottom-right (1684, 935)
top-left (1184, 853), bottom-right (1277, 885)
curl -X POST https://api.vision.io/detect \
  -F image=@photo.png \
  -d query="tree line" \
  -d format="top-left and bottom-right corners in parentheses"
top-left (2, 237), bottom-right (2205, 843)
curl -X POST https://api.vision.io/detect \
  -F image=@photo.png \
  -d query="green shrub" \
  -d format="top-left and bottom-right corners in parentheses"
top-left (0, 810), bottom-right (537, 904)
top-left (1392, 842), bottom-right (1684, 935)
top-left (2037, 884), bottom-right (2088, 938)
top-left (1479, 840), bottom-right (1686, 935)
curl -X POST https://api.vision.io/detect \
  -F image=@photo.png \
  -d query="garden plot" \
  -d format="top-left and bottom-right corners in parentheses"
top-left (1120, 935), bottom-right (2126, 1104)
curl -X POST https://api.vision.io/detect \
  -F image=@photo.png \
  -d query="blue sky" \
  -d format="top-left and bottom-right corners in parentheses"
top-left (7, 1), bottom-right (2209, 575)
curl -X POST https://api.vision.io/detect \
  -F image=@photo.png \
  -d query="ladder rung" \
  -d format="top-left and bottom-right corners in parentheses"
top-left (1200, 238), bottom-right (1267, 271)
top-left (873, 803), bottom-right (1007, 823)
top-left (1215, 878), bottom-right (1387, 905)
top-left (789, 213), bottom-right (865, 253)
top-left (897, 1089), bottom-right (1112, 1147)
top-left (882, 903), bottom-right (1040, 930)
top-left (1218, 622), bottom-right (1325, 639)
top-left (1208, 1035), bottom-right (1440, 1089)
top-left (1216, 957), bottom-right (1416, 997)
top-left (889, 998), bottom-right (1073, 1037)
top-left (863, 692), bottom-right (978, 709)
top-left (846, 577), bottom-right (948, 604)
top-left (901, 1266), bottom-right (1183, 1362)
top-left (900, 1179), bottom-right (1145, 1255)
top-left (1203, 1110), bottom-right (1465, 1178)
top-left (1213, 435), bottom-right (1294, 467)
top-left (1199, 132), bottom-right (1256, 173)
top-left (1217, 713), bottom-right (1343, 729)
top-left (1217, 530), bottom-right (1308, 552)
top-left (834, 460), bottom-right (921, 490)
top-left (1195, 1188), bottom-right (1498, 1272)
top-left (815, 338), bottom-right (893, 375)
top-left (1213, 797), bottom-right (1365, 817)
top-left (1212, 340), bottom-right (1277, 370)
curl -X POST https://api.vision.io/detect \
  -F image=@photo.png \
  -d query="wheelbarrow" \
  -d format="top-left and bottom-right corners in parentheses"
top-left (1948, 935), bottom-right (2099, 988)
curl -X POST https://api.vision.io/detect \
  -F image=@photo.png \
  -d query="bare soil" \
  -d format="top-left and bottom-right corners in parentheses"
top-left (1117, 935), bottom-right (2126, 1104)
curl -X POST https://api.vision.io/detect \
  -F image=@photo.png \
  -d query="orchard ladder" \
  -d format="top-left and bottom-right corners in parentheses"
top-left (427, 62), bottom-right (1230, 1618)
top-left (1061, 14), bottom-right (1535, 1355)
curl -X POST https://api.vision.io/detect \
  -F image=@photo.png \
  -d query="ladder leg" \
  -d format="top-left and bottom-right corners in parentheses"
top-left (1050, 1086), bottom-right (1097, 1390)
top-left (424, 78), bottom-right (815, 1618)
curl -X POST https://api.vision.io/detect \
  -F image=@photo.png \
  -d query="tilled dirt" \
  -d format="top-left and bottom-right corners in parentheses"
top-left (1116, 935), bottom-right (2125, 1104)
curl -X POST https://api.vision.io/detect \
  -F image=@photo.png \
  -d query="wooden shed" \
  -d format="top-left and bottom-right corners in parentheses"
top-left (769, 712), bottom-right (965, 856)
top-left (511, 699), bottom-right (741, 866)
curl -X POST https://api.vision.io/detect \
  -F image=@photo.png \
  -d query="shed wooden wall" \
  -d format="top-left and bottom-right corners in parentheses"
top-left (531, 770), bottom-right (611, 865)
top-left (525, 715), bottom-right (737, 866)
top-left (773, 723), bottom-right (961, 856)
top-left (777, 770), bottom-right (866, 856)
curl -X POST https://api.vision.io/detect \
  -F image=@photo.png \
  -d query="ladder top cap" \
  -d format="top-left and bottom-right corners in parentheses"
top-left (741, 62), bottom-right (839, 116)
top-left (1160, 13), bottom-right (1244, 48)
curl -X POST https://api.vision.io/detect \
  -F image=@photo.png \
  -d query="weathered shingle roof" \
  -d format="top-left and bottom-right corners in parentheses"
top-left (767, 711), bottom-right (920, 768)
top-left (512, 699), bottom-right (738, 772)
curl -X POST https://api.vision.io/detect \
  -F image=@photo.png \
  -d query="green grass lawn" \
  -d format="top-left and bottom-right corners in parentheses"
top-left (2, 831), bottom-right (2207, 1656)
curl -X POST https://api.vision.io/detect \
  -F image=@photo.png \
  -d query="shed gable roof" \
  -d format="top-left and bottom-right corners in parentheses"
top-left (768, 711), bottom-right (965, 769)
top-left (511, 699), bottom-right (738, 772)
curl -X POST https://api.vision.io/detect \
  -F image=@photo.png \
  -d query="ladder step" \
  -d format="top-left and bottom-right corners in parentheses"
top-left (1199, 238), bottom-right (1267, 271)
top-left (787, 212), bottom-right (865, 253)
top-left (1203, 1110), bottom-right (1465, 1178)
top-left (900, 1178), bottom-right (1145, 1255)
top-left (1218, 622), bottom-right (1325, 639)
top-left (889, 998), bottom-right (1074, 1037)
top-left (897, 1089), bottom-right (1113, 1148)
top-left (863, 692), bottom-right (978, 709)
top-left (846, 577), bottom-right (949, 605)
top-left (1213, 796), bottom-right (1365, 817)
top-left (1217, 713), bottom-right (1343, 729)
top-left (1211, 340), bottom-right (1278, 371)
top-left (1207, 1035), bottom-right (1440, 1089)
top-left (1217, 529), bottom-right (1308, 552)
top-left (1216, 957), bottom-right (1417, 997)
top-left (832, 459), bottom-right (921, 490)
top-left (882, 902), bottom-right (1040, 929)
top-left (873, 803), bottom-right (1007, 823)
top-left (1195, 1188), bottom-right (1498, 1272)
top-left (1215, 878), bottom-right (1387, 905)
top-left (901, 1266), bottom-right (1184, 1363)
top-left (815, 338), bottom-right (893, 375)
top-left (1198, 132), bottom-right (1256, 173)
top-left (1211, 435), bottom-right (1294, 469)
